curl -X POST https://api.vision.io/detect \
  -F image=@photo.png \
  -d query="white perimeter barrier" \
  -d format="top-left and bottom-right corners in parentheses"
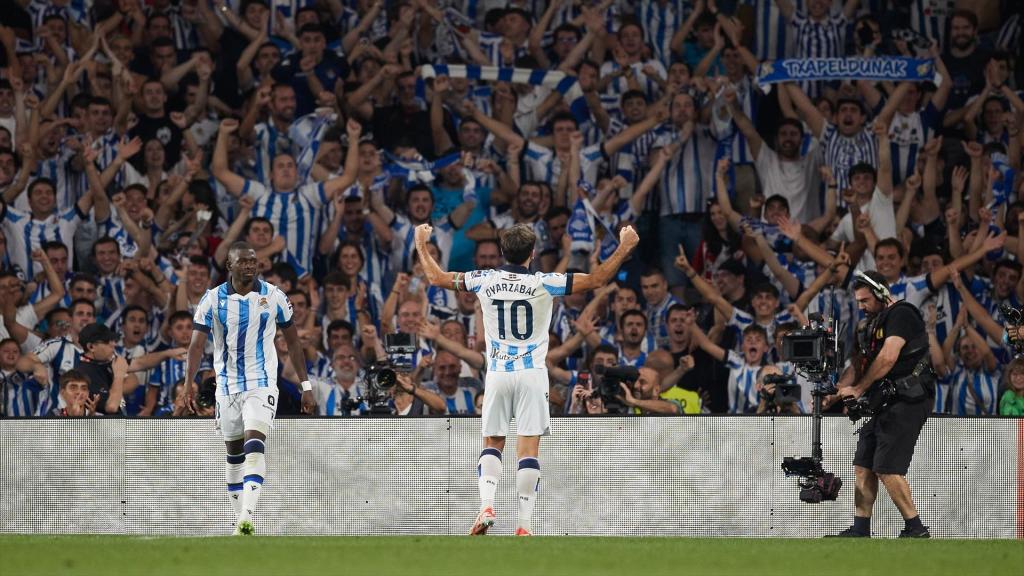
top-left (1, 416), bottom-right (1020, 538)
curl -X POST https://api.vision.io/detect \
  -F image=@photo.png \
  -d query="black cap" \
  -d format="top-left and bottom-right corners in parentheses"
top-left (718, 259), bottom-right (746, 277)
top-left (79, 323), bottom-right (117, 347)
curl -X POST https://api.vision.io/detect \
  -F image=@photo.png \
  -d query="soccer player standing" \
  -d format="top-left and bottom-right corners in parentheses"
top-left (415, 222), bottom-right (639, 536)
top-left (183, 242), bottom-right (316, 535)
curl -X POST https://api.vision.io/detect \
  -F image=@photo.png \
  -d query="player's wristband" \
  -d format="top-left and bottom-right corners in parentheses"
top-left (301, 380), bottom-right (312, 392)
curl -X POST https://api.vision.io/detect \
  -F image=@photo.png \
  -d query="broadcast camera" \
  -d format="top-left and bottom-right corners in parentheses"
top-left (344, 333), bottom-right (418, 415)
top-left (781, 313), bottom-right (843, 378)
top-left (592, 364), bottom-right (639, 414)
top-left (779, 307), bottom-right (845, 504)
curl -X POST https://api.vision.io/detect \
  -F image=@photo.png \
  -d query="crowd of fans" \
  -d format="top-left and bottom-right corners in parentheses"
top-left (0, 0), bottom-right (1022, 419)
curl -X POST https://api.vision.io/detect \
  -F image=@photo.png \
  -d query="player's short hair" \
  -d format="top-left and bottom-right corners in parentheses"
top-left (59, 369), bottom-right (89, 390)
top-left (227, 241), bottom-right (254, 259)
top-left (499, 224), bottom-right (537, 266)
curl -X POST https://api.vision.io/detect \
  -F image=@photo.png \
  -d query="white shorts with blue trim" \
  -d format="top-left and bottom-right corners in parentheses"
top-left (216, 386), bottom-right (278, 441)
top-left (480, 368), bottom-right (550, 437)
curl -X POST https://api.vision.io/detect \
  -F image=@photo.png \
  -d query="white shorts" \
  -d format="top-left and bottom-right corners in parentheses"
top-left (216, 387), bottom-right (278, 441)
top-left (480, 368), bottom-right (550, 437)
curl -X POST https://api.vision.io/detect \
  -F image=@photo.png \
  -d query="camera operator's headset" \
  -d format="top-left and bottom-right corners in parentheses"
top-left (854, 271), bottom-right (890, 303)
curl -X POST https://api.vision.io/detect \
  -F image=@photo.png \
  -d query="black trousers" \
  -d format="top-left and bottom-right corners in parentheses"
top-left (852, 394), bottom-right (933, 475)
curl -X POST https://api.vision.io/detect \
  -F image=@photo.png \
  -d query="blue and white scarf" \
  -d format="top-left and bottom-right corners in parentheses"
top-left (756, 57), bottom-right (941, 92)
top-left (420, 64), bottom-right (590, 125)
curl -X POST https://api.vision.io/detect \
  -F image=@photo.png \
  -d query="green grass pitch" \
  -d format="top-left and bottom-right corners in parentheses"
top-left (2, 535), bottom-right (1021, 576)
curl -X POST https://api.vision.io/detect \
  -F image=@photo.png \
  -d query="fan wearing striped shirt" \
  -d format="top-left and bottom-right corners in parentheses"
top-left (184, 241), bottom-right (316, 536)
top-left (211, 118), bottom-right (362, 278)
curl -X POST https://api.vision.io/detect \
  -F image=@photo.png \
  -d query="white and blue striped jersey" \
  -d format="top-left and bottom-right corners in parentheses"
top-left (465, 265), bottom-right (572, 373)
top-left (252, 121), bottom-right (298, 186)
top-left (600, 59), bottom-right (667, 103)
top-left (428, 384), bottom-right (477, 415)
top-left (949, 361), bottom-right (1000, 416)
top-left (909, 0), bottom-right (955, 45)
top-left (148, 344), bottom-right (187, 411)
top-left (886, 103), bottom-right (940, 185)
top-left (654, 124), bottom-right (718, 215)
top-left (791, 8), bottom-right (849, 98)
top-left (1, 203), bottom-right (87, 278)
top-left (1, 370), bottom-right (42, 417)
top-left (523, 142), bottom-right (604, 189)
top-left (192, 279), bottom-right (295, 396)
top-left (31, 147), bottom-right (80, 212)
top-left (747, 0), bottom-right (805, 61)
top-left (646, 293), bottom-right (680, 348)
top-left (820, 123), bottom-right (879, 194)
top-left (241, 179), bottom-right (326, 276)
top-left (728, 308), bottom-right (794, 351)
top-left (32, 337), bottom-right (82, 416)
top-left (389, 213), bottom-right (456, 274)
top-left (639, 0), bottom-right (688, 67)
top-left (312, 377), bottom-right (367, 416)
top-left (725, 350), bottom-right (763, 414)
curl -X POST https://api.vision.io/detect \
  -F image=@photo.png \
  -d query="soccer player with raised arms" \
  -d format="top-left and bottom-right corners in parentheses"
top-left (183, 241), bottom-right (316, 536)
top-left (415, 222), bottom-right (639, 536)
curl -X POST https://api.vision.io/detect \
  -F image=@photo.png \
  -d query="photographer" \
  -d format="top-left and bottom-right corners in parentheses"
top-left (755, 365), bottom-right (801, 415)
top-left (830, 271), bottom-right (934, 538)
top-left (618, 367), bottom-right (682, 415)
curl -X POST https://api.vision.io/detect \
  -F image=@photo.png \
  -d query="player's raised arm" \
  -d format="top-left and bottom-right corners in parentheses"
top-left (570, 226), bottom-right (641, 294)
top-left (415, 223), bottom-right (466, 291)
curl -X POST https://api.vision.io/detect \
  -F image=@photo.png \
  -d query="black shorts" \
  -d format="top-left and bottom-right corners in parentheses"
top-left (852, 395), bottom-right (932, 475)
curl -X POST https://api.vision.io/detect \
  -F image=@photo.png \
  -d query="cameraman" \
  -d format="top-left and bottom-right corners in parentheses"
top-left (755, 365), bottom-right (801, 415)
top-left (619, 367), bottom-right (682, 415)
top-left (830, 271), bottom-right (934, 538)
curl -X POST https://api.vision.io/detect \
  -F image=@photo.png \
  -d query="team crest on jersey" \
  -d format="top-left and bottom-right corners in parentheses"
top-left (259, 297), bottom-right (269, 308)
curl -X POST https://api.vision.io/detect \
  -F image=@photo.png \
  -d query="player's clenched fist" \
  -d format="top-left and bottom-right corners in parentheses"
top-left (414, 223), bottom-right (433, 244)
top-left (619, 225), bottom-right (639, 250)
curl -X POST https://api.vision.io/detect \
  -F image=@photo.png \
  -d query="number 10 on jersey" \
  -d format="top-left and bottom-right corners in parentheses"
top-left (492, 299), bottom-right (534, 340)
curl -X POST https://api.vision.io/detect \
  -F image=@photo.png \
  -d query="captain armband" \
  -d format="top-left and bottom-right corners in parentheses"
top-left (452, 272), bottom-right (466, 292)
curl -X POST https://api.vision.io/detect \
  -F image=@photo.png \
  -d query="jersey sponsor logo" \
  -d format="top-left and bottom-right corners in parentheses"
top-left (484, 283), bottom-right (537, 298)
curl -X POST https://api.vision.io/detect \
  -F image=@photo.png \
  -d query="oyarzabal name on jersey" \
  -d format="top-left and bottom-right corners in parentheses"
top-left (484, 283), bottom-right (538, 298)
